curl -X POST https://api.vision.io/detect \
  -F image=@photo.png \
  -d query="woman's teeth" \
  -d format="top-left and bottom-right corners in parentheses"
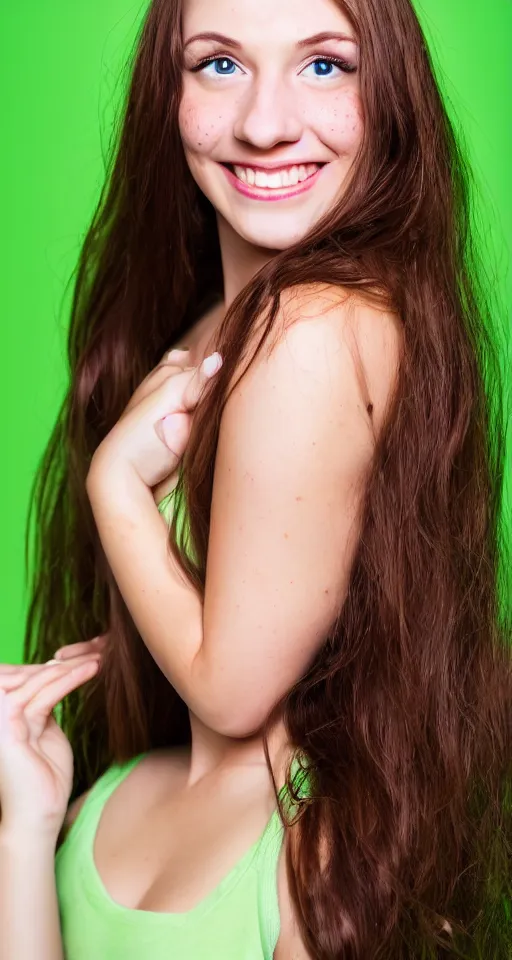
top-left (232, 163), bottom-right (320, 188)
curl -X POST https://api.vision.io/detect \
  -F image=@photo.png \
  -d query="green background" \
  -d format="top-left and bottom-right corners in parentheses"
top-left (1, 1), bottom-right (511, 663)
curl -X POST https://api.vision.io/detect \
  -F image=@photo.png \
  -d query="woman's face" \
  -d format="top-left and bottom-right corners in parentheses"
top-left (179, 0), bottom-right (363, 252)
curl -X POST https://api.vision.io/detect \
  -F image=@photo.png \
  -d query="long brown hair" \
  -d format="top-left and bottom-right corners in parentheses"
top-left (25, 0), bottom-right (512, 955)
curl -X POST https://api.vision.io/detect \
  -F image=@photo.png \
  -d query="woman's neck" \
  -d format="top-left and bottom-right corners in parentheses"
top-left (217, 213), bottom-right (279, 309)
top-left (185, 709), bottom-right (290, 791)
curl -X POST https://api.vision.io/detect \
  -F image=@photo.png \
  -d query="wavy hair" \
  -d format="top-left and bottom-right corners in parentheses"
top-left (24, 0), bottom-right (512, 955)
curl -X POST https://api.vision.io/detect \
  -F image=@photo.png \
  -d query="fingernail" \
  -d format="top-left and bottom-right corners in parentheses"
top-left (165, 347), bottom-right (190, 361)
top-left (202, 353), bottom-right (222, 377)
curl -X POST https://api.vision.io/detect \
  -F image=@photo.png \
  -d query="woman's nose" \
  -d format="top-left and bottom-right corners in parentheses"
top-left (233, 79), bottom-right (303, 149)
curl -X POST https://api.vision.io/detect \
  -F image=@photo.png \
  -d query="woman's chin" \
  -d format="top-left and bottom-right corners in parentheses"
top-left (223, 199), bottom-right (337, 252)
top-left (230, 220), bottom-right (314, 253)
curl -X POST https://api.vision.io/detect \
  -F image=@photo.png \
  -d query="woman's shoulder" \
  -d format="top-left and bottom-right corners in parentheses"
top-left (249, 282), bottom-right (403, 438)
top-left (57, 786), bottom-right (93, 850)
top-left (58, 746), bottom-right (190, 848)
top-left (281, 282), bottom-right (403, 361)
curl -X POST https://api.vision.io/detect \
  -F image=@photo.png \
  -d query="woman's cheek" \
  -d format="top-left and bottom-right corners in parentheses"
top-left (178, 96), bottom-right (225, 154)
top-left (313, 90), bottom-right (364, 154)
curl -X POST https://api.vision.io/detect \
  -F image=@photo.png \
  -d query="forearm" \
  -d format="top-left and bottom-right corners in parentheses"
top-left (86, 462), bottom-right (216, 723)
top-left (0, 831), bottom-right (63, 960)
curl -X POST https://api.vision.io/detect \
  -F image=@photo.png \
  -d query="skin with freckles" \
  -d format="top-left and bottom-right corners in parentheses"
top-left (179, 0), bottom-right (363, 258)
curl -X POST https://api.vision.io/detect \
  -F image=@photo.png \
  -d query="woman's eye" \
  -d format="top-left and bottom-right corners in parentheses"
top-left (191, 55), bottom-right (356, 80)
top-left (195, 57), bottom-right (240, 77)
top-left (302, 57), bottom-right (356, 79)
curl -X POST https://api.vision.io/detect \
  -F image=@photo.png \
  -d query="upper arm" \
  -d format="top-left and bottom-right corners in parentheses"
top-left (195, 293), bottom-right (401, 737)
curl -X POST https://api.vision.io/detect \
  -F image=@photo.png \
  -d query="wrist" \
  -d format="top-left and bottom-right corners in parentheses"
top-left (0, 826), bottom-right (57, 859)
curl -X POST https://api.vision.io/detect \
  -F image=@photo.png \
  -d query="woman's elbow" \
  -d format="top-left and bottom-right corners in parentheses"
top-left (191, 649), bottom-right (279, 738)
top-left (198, 687), bottom-right (271, 740)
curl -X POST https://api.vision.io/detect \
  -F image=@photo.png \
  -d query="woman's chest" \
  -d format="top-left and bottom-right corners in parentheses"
top-left (93, 769), bottom-right (277, 914)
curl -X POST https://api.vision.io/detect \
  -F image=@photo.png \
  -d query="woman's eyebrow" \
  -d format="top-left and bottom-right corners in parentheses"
top-left (184, 32), bottom-right (242, 50)
top-left (297, 31), bottom-right (357, 47)
top-left (184, 31), bottom-right (356, 50)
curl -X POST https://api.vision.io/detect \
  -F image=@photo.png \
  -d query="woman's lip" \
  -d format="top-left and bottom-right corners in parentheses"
top-left (219, 163), bottom-right (324, 202)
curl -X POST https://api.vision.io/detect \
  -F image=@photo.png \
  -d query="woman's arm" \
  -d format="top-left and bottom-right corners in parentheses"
top-left (0, 651), bottom-right (101, 960)
top-left (0, 830), bottom-right (63, 960)
top-left (0, 769), bottom-right (93, 958)
top-left (87, 296), bottom-right (400, 736)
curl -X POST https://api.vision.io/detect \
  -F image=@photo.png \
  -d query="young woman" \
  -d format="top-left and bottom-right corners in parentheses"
top-left (1, 0), bottom-right (511, 957)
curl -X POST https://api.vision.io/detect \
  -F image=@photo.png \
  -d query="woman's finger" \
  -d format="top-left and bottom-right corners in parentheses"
top-left (0, 669), bottom-right (42, 691)
top-left (24, 661), bottom-right (100, 718)
top-left (124, 359), bottom-right (190, 415)
top-left (54, 635), bottom-right (108, 661)
top-left (202, 353), bottom-right (223, 377)
top-left (161, 348), bottom-right (190, 366)
top-left (0, 663), bottom-right (40, 676)
top-left (182, 353), bottom-right (223, 410)
top-left (0, 640), bottom-right (103, 678)
top-left (7, 655), bottom-right (101, 709)
top-left (153, 353), bottom-right (223, 453)
top-left (0, 653), bottom-right (99, 689)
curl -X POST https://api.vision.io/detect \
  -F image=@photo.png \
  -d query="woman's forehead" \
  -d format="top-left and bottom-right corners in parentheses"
top-left (181, 0), bottom-right (357, 47)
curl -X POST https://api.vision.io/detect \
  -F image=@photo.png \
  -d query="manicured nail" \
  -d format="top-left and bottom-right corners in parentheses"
top-left (202, 353), bottom-right (222, 377)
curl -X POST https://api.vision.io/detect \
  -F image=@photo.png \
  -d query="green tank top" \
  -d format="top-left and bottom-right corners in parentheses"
top-left (55, 482), bottom-right (311, 958)
top-left (55, 751), bottom-right (291, 959)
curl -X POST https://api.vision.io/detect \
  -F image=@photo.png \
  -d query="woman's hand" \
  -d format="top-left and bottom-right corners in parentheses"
top-left (88, 349), bottom-right (223, 490)
top-left (0, 648), bottom-right (102, 844)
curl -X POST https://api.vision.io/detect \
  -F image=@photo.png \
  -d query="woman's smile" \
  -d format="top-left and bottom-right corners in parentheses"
top-left (219, 160), bottom-right (326, 201)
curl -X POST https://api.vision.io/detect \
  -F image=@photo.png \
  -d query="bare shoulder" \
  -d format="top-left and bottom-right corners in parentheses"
top-left (64, 788), bottom-right (91, 828)
top-left (57, 786), bottom-right (93, 849)
top-left (273, 841), bottom-right (314, 960)
top-left (342, 290), bottom-right (404, 435)
top-left (58, 747), bottom-right (189, 849)
top-left (277, 282), bottom-right (404, 436)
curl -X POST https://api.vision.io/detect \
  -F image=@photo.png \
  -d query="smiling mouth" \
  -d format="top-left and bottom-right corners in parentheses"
top-left (222, 162), bottom-right (325, 190)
